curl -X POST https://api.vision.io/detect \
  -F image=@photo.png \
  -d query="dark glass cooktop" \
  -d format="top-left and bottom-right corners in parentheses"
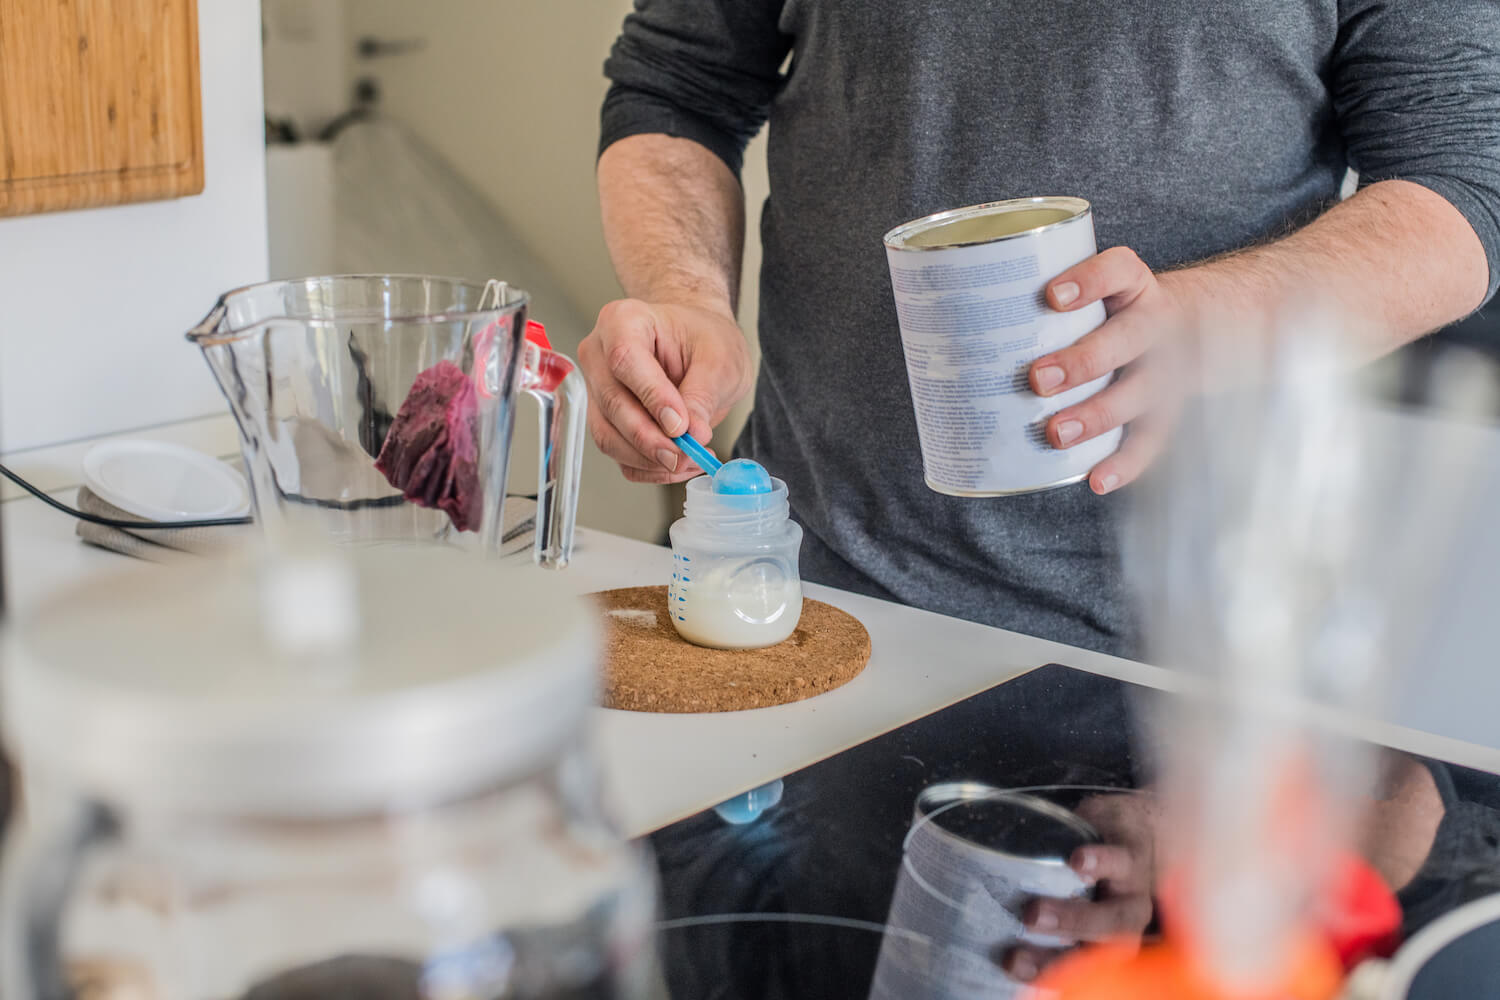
top-left (646, 664), bottom-right (1500, 999)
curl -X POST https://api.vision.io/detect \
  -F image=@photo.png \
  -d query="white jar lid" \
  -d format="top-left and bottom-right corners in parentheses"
top-left (1, 547), bottom-right (596, 817)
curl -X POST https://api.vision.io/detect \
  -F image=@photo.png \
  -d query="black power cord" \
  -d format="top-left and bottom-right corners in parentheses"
top-left (0, 461), bottom-right (254, 530)
top-left (1, 461), bottom-right (541, 532)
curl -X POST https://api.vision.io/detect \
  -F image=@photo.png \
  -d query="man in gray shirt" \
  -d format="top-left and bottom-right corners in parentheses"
top-left (580, 1), bottom-right (1500, 658)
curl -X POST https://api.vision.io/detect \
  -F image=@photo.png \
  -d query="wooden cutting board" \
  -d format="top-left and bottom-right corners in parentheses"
top-left (0, 0), bottom-right (204, 216)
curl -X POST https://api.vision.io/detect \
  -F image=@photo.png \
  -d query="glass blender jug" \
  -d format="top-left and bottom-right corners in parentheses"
top-left (187, 275), bottom-right (586, 567)
top-left (0, 546), bottom-right (660, 1000)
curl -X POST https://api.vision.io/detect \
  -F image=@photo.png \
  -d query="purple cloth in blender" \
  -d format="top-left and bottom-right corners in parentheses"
top-left (374, 361), bottom-right (482, 532)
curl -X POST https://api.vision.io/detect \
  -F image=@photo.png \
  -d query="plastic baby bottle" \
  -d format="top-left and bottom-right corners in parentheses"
top-left (668, 460), bottom-right (804, 650)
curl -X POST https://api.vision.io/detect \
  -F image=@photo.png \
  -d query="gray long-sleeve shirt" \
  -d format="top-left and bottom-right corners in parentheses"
top-left (601, 0), bottom-right (1500, 656)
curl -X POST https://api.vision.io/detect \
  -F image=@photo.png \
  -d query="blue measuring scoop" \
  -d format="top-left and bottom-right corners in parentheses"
top-left (673, 435), bottom-right (775, 496)
top-left (673, 432), bottom-right (722, 475)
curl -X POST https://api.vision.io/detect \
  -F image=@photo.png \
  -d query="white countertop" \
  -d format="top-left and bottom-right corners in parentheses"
top-left (8, 428), bottom-right (1500, 839)
top-left (0, 487), bottom-right (1137, 834)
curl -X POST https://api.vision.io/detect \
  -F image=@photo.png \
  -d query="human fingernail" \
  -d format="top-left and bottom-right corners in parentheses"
top-left (1056, 420), bottom-right (1083, 446)
top-left (1098, 473), bottom-right (1121, 494)
top-left (1076, 849), bottom-right (1098, 873)
top-left (1010, 954), bottom-right (1038, 981)
top-left (1031, 908), bottom-right (1058, 932)
top-left (1034, 366), bottom-right (1065, 393)
top-left (1052, 281), bottom-right (1080, 306)
top-left (656, 449), bottom-right (679, 472)
top-left (659, 407), bottom-right (685, 435)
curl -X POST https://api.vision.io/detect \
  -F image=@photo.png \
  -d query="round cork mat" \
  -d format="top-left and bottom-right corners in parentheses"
top-left (591, 586), bottom-right (871, 713)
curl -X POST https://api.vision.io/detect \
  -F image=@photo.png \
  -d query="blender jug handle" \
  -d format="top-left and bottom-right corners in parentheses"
top-left (0, 802), bottom-right (117, 1000)
top-left (518, 325), bottom-right (587, 569)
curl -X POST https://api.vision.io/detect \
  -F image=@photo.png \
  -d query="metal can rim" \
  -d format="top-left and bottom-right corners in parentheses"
top-left (924, 471), bottom-right (1092, 499)
top-left (883, 196), bottom-right (1094, 252)
top-left (907, 781), bottom-right (1100, 864)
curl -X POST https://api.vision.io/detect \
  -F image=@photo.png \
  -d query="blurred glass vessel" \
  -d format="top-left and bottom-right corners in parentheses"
top-left (0, 547), bottom-right (658, 999)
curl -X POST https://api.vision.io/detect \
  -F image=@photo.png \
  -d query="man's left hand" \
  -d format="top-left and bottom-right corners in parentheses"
top-left (1030, 248), bottom-right (1195, 495)
top-left (1003, 791), bottom-right (1161, 984)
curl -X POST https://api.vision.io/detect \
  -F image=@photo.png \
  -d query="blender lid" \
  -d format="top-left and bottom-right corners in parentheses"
top-left (1, 546), bottom-right (596, 817)
top-left (83, 440), bottom-right (250, 521)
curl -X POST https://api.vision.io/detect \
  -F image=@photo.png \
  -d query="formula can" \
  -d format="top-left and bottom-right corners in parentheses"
top-left (868, 783), bottom-right (1098, 1000)
top-left (884, 197), bottom-right (1122, 496)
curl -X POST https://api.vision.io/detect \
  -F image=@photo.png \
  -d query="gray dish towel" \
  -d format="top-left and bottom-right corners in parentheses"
top-left (75, 487), bottom-right (539, 563)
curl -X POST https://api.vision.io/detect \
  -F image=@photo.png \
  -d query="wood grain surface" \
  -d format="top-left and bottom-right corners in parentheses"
top-left (0, 0), bottom-right (204, 216)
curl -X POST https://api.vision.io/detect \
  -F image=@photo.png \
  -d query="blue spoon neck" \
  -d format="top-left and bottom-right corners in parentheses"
top-left (674, 433), bottom-right (724, 475)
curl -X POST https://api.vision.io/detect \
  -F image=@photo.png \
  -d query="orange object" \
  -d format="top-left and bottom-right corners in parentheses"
top-left (1040, 852), bottom-right (1398, 999)
top-left (525, 320), bottom-right (552, 351)
top-left (474, 320), bottom-right (554, 401)
top-left (1036, 934), bottom-right (1343, 1000)
top-left (1155, 852), bottom-right (1401, 974)
top-left (1317, 854), bottom-right (1402, 970)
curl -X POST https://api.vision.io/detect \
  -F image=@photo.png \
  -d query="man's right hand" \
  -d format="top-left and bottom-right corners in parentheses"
top-left (578, 298), bottom-right (753, 484)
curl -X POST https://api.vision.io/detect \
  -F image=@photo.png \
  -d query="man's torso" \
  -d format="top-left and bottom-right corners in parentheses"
top-left (740, 1), bottom-right (1347, 655)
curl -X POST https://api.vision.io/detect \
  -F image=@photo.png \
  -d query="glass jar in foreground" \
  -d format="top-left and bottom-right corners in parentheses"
top-left (668, 475), bottom-right (804, 650)
top-left (0, 547), bottom-right (660, 1000)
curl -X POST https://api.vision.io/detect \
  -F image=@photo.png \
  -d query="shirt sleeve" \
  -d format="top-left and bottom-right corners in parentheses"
top-left (600, 0), bottom-right (792, 178)
top-left (1333, 0), bottom-right (1500, 306)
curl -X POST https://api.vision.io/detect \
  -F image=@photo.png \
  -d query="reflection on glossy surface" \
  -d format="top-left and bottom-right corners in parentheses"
top-left (647, 666), bottom-right (1500, 999)
top-left (869, 784), bottom-right (1098, 1000)
top-left (714, 780), bottom-right (786, 825)
top-left (228, 949), bottom-right (639, 1000)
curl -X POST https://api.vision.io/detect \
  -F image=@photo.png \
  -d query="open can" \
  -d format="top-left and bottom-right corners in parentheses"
top-left (868, 782), bottom-right (1098, 1000)
top-left (884, 197), bottom-right (1122, 496)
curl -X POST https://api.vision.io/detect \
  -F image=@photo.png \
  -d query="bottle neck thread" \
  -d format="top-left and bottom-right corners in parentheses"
top-left (682, 476), bottom-right (790, 534)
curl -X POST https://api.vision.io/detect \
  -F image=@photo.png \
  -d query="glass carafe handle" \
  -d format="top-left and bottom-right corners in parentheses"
top-left (1, 802), bottom-right (116, 1000)
top-left (518, 343), bottom-right (587, 569)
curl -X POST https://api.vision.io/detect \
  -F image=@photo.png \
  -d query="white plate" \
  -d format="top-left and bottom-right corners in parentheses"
top-left (82, 440), bottom-right (250, 522)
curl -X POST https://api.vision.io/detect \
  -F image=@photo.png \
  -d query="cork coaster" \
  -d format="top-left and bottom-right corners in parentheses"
top-left (591, 586), bottom-right (871, 713)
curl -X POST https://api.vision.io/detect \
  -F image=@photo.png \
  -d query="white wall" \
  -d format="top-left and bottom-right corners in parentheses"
top-left (0, 1), bottom-right (265, 455)
top-left (261, 0), bottom-right (349, 137)
top-left (331, 2), bottom-right (649, 540)
top-left (341, 1), bottom-right (634, 326)
top-left (0, 1), bottom-right (269, 453)
top-left (333, 1), bottom-right (772, 541)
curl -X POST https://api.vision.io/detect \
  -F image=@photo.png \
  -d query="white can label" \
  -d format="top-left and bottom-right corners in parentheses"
top-left (887, 214), bottom-right (1123, 495)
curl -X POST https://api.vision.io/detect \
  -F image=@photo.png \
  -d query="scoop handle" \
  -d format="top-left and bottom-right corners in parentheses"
top-left (674, 433), bottom-right (723, 475)
top-left (1, 802), bottom-right (116, 1000)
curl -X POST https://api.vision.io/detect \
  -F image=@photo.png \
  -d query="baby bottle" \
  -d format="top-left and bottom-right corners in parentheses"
top-left (668, 462), bottom-right (804, 650)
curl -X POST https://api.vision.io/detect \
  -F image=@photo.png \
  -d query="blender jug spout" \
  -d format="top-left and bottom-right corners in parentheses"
top-left (186, 297), bottom-right (284, 534)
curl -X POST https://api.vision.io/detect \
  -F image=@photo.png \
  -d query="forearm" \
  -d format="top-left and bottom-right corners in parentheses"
top-left (1357, 752), bottom-right (1446, 892)
top-left (1175, 180), bottom-right (1491, 363)
top-left (1034, 180), bottom-right (1493, 492)
top-left (598, 134), bottom-right (746, 320)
